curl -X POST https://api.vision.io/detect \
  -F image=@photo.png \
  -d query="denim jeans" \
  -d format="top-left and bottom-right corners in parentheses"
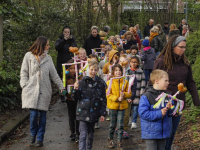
top-left (79, 121), bottom-right (95, 150)
top-left (132, 105), bottom-right (138, 123)
top-left (165, 115), bottom-right (181, 150)
top-left (144, 69), bottom-right (152, 84)
top-left (30, 109), bottom-right (47, 141)
top-left (156, 51), bottom-right (161, 58)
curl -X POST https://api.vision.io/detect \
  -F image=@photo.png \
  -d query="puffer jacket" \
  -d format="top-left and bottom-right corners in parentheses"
top-left (72, 76), bottom-right (107, 123)
top-left (141, 46), bottom-right (156, 70)
top-left (138, 86), bottom-right (173, 139)
top-left (102, 50), bottom-right (119, 74)
top-left (106, 78), bottom-right (132, 110)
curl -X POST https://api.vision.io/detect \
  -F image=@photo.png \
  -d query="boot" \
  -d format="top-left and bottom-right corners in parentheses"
top-left (36, 141), bottom-right (43, 147)
top-left (107, 137), bottom-right (115, 148)
top-left (30, 136), bottom-right (36, 144)
top-left (117, 140), bottom-right (123, 150)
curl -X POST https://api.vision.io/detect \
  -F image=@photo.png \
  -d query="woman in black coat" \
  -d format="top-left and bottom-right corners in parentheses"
top-left (83, 26), bottom-right (102, 56)
top-left (55, 26), bottom-right (77, 78)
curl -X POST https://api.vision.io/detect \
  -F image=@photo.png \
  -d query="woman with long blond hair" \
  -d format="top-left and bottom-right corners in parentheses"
top-left (20, 36), bottom-right (65, 147)
top-left (169, 24), bottom-right (180, 39)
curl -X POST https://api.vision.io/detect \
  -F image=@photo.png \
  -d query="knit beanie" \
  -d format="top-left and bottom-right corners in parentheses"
top-left (142, 37), bottom-right (150, 47)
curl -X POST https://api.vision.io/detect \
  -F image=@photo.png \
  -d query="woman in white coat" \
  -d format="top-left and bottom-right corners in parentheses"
top-left (20, 36), bottom-right (65, 147)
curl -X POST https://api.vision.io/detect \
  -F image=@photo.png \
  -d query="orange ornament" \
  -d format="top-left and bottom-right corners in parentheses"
top-left (177, 83), bottom-right (187, 93)
top-left (100, 44), bottom-right (105, 48)
top-left (121, 61), bottom-right (128, 67)
top-left (126, 50), bottom-right (131, 54)
top-left (121, 35), bottom-right (124, 39)
top-left (114, 55), bottom-right (118, 60)
top-left (100, 37), bottom-right (105, 40)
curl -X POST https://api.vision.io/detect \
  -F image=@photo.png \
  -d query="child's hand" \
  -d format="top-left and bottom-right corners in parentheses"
top-left (127, 99), bottom-right (132, 103)
top-left (166, 101), bottom-right (172, 109)
top-left (120, 92), bottom-right (124, 99)
top-left (161, 107), bottom-right (168, 117)
top-left (74, 81), bottom-right (79, 89)
top-left (118, 96), bottom-right (122, 102)
top-left (100, 116), bottom-right (105, 122)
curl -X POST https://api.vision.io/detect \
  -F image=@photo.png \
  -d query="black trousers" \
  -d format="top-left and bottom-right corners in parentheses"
top-left (66, 100), bottom-right (79, 135)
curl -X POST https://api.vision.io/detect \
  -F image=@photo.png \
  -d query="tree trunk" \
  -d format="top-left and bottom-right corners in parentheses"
top-left (0, 15), bottom-right (3, 64)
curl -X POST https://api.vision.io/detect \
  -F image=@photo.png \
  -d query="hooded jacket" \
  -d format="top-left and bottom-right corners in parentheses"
top-left (153, 54), bottom-right (200, 108)
top-left (169, 30), bottom-right (180, 39)
top-left (139, 86), bottom-right (172, 139)
top-left (102, 50), bottom-right (119, 74)
top-left (83, 34), bottom-right (102, 56)
top-left (141, 46), bottom-right (156, 70)
top-left (119, 30), bottom-right (126, 37)
top-left (55, 35), bottom-right (77, 77)
top-left (72, 76), bottom-right (107, 123)
top-left (106, 78), bottom-right (132, 110)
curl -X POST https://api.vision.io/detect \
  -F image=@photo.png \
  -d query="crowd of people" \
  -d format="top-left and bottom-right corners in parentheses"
top-left (20, 19), bottom-right (199, 150)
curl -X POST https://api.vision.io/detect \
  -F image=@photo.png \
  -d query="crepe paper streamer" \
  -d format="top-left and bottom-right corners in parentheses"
top-left (67, 84), bottom-right (74, 94)
top-left (91, 48), bottom-right (105, 60)
top-left (128, 75), bottom-right (136, 93)
top-left (104, 74), bottom-right (110, 82)
top-left (106, 74), bottom-right (135, 95)
top-left (153, 93), bottom-right (167, 109)
top-left (121, 68), bottom-right (126, 91)
top-left (63, 65), bottom-right (66, 87)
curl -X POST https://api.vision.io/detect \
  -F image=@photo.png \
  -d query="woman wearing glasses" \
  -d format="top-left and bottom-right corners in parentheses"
top-left (153, 35), bottom-right (200, 150)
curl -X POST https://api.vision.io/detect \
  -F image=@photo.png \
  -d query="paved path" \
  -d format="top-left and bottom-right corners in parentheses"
top-left (0, 99), bottom-right (146, 150)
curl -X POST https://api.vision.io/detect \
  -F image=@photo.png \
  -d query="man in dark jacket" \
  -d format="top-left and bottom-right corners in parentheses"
top-left (143, 19), bottom-right (154, 37)
top-left (178, 19), bottom-right (190, 36)
top-left (83, 26), bottom-right (102, 56)
top-left (162, 21), bottom-right (169, 35)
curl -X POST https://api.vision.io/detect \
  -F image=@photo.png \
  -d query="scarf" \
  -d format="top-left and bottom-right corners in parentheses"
top-left (149, 32), bottom-right (159, 43)
top-left (38, 50), bottom-right (49, 62)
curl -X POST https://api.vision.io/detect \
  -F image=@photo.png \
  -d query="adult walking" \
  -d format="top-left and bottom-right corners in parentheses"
top-left (143, 19), bottom-right (154, 37)
top-left (178, 19), bottom-right (190, 36)
top-left (83, 26), bottom-right (102, 56)
top-left (157, 24), bottom-right (167, 47)
top-left (153, 35), bottom-right (200, 150)
top-left (20, 36), bottom-right (65, 147)
top-left (55, 26), bottom-right (77, 78)
top-left (149, 26), bottom-right (163, 57)
top-left (169, 24), bottom-right (180, 39)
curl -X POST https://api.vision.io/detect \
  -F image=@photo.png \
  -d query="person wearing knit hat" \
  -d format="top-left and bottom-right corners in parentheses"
top-left (154, 35), bottom-right (200, 150)
top-left (141, 37), bottom-right (156, 83)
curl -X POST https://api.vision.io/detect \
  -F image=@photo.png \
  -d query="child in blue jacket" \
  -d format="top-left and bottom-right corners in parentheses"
top-left (138, 69), bottom-right (173, 150)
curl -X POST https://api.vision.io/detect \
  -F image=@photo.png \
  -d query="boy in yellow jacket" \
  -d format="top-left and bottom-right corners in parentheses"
top-left (106, 64), bottom-right (132, 150)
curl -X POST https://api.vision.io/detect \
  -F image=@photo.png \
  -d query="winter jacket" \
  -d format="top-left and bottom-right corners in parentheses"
top-left (150, 35), bottom-right (163, 53)
top-left (123, 40), bottom-right (137, 50)
top-left (55, 36), bottom-right (77, 77)
top-left (143, 24), bottom-right (154, 37)
top-left (169, 30), bottom-right (180, 39)
top-left (162, 27), bottom-right (169, 35)
top-left (134, 34), bottom-right (141, 50)
top-left (83, 34), bottom-right (102, 56)
top-left (106, 78), bottom-right (132, 110)
top-left (102, 50), bottom-right (118, 74)
top-left (73, 76), bottom-right (107, 123)
top-left (99, 57), bottom-right (109, 70)
top-left (137, 30), bottom-right (143, 39)
top-left (141, 47), bottom-right (156, 70)
top-left (20, 52), bottom-right (64, 111)
top-left (153, 54), bottom-right (200, 108)
top-left (109, 41), bottom-right (117, 50)
top-left (119, 30), bottom-right (127, 37)
top-left (127, 68), bottom-right (146, 104)
top-left (159, 31), bottom-right (167, 47)
top-left (139, 86), bottom-right (172, 139)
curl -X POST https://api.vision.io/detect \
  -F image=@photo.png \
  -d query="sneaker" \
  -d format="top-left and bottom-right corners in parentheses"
top-left (107, 137), bottom-right (115, 148)
top-left (75, 135), bottom-right (79, 143)
top-left (36, 141), bottom-right (43, 147)
top-left (70, 133), bottom-right (76, 140)
top-left (95, 123), bottom-right (100, 129)
top-left (131, 122), bottom-right (137, 129)
top-left (106, 116), bottom-right (110, 121)
top-left (122, 131), bottom-right (129, 139)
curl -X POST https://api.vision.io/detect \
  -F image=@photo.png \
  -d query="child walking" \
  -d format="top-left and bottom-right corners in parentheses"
top-left (106, 64), bottom-right (132, 150)
top-left (65, 59), bottom-right (82, 142)
top-left (128, 56), bottom-right (146, 129)
top-left (141, 37), bottom-right (156, 84)
top-left (138, 69), bottom-right (173, 150)
top-left (73, 60), bottom-right (107, 150)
